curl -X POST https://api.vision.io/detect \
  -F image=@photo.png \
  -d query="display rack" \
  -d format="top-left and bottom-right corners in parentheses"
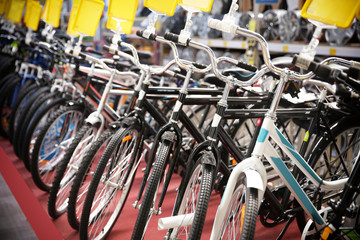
top-left (192, 37), bottom-right (360, 58)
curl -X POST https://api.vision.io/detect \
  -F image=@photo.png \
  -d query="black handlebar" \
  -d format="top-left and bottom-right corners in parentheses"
top-left (136, 30), bottom-right (157, 41)
top-left (164, 32), bottom-right (191, 46)
top-left (308, 61), bottom-right (335, 84)
top-left (86, 47), bottom-right (103, 57)
top-left (304, 58), bottom-right (360, 95)
top-left (236, 61), bottom-right (257, 72)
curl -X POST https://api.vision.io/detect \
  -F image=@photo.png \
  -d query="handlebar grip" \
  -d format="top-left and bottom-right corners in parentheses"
top-left (136, 30), bottom-right (144, 38)
top-left (308, 62), bottom-right (334, 84)
top-left (237, 60), bottom-right (257, 72)
top-left (348, 66), bottom-right (360, 81)
top-left (164, 32), bottom-right (179, 44)
top-left (136, 29), bottom-right (157, 41)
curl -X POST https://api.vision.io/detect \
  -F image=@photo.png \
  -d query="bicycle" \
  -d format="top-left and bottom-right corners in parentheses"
top-left (206, 10), bottom-right (360, 240)
top-left (47, 46), bottom-right (138, 218)
top-left (76, 34), bottom-right (224, 238)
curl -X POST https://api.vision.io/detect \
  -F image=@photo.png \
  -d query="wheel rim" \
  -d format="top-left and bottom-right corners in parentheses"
top-left (87, 129), bottom-right (138, 240)
top-left (220, 183), bottom-right (246, 239)
top-left (171, 163), bottom-right (203, 239)
top-left (311, 127), bottom-right (360, 203)
top-left (56, 127), bottom-right (96, 213)
top-left (38, 111), bottom-right (82, 188)
top-left (28, 104), bottom-right (56, 160)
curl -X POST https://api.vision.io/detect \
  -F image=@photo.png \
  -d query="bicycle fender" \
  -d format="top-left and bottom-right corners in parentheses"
top-left (245, 169), bottom-right (266, 208)
top-left (245, 169), bottom-right (264, 190)
top-left (200, 150), bottom-right (216, 167)
top-left (121, 116), bottom-right (140, 128)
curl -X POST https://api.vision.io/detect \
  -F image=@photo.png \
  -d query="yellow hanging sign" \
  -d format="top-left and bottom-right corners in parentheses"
top-left (301, 0), bottom-right (360, 28)
top-left (179, 0), bottom-right (214, 12)
top-left (26, 1), bottom-right (43, 31)
top-left (66, 0), bottom-right (80, 36)
top-left (144, 0), bottom-right (178, 16)
top-left (74, 0), bottom-right (104, 37)
top-left (5, 0), bottom-right (26, 24)
top-left (106, 18), bottom-right (134, 34)
top-left (47, 0), bottom-right (63, 28)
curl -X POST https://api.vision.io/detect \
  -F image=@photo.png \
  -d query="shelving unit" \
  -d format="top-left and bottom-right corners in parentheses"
top-left (192, 38), bottom-right (360, 58)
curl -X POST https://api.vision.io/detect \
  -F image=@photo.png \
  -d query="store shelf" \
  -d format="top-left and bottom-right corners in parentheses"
top-left (192, 38), bottom-right (360, 58)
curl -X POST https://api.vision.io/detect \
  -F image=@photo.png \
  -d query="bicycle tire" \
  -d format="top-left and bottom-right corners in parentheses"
top-left (18, 93), bottom-right (63, 162)
top-left (0, 74), bottom-right (21, 137)
top-left (79, 125), bottom-right (140, 239)
top-left (169, 154), bottom-right (215, 240)
top-left (19, 95), bottom-right (66, 170)
top-left (8, 82), bottom-right (41, 142)
top-left (131, 140), bottom-right (172, 240)
top-left (11, 86), bottom-right (50, 154)
top-left (30, 104), bottom-right (85, 191)
top-left (67, 128), bottom-right (114, 230)
top-left (218, 183), bottom-right (259, 240)
top-left (48, 123), bottom-right (93, 219)
top-left (296, 116), bottom-right (360, 231)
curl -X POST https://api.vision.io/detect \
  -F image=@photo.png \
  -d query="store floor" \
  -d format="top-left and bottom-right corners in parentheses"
top-left (0, 136), bottom-right (301, 239)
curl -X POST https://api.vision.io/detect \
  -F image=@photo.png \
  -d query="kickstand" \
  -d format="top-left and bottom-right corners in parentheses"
top-left (276, 215), bottom-right (295, 240)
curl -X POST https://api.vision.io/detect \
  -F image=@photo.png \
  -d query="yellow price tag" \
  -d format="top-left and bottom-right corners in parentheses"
top-left (329, 48), bottom-right (336, 55)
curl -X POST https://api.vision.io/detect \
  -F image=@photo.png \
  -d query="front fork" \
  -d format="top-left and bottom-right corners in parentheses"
top-left (134, 69), bottom-right (193, 212)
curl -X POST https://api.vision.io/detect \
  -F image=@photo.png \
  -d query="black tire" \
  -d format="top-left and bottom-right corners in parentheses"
top-left (295, 117), bottom-right (360, 232)
top-left (11, 86), bottom-right (51, 154)
top-left (17, 93), bottom-right (64, 163)
top-left (79, 125), bottom-right (140, 239)
top-left (30, 104), bottom-right (85, 191)
top-left (48, 123), bottom-right (94, 219)
top-left (7, 82), bottom-right (40, 142)
top-left (169, 154), bottom-right (215, 240)
top-left (0, 74), bottom-right (21, 137)
top-left (131, 140), bottom-right (172, 240)
top-left (0, 57), bottom-right (15, 80)
top-left (218, 182), bottom-right (259, 240)
top-left (67, 128), bottom-right (115, 230)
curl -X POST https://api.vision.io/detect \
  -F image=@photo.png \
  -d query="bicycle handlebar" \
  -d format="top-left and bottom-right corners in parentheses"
top-left (75, 50), bottom-right (139, 81)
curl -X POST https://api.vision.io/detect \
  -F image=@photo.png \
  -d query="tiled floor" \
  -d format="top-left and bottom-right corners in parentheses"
top-left (0, 173), bottom-right (38, 240)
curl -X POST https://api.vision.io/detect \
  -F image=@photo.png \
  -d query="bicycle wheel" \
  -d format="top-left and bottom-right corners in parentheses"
top-left (0, 74), bottom-right (21, 137)
top-left (48, 123), bottom-right (95, 219)
top-left (131, 139), bottom-right (172, 240)
top-left (30, 104), bottom-right (85, 191)
top-left (79, 125), bottom-right (140, 239)
top-left (17, 94), bottom-right (65, 164)
top-left (8, 83), bottom-right (46, 142)
top-left (296, 117), bottom-right (360, 231)
top-left (11, 86), bottom-right (51, 154)
top-left (67, 128), bottom-right (115, 230)
top-left (217, 181), bottom-right (259, 240)
top-left (169, 154), bottom-right (215, 240)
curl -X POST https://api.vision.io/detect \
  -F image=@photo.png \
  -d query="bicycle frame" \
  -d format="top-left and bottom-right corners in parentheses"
top-left (210, 72), bottom-right (349, 239)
